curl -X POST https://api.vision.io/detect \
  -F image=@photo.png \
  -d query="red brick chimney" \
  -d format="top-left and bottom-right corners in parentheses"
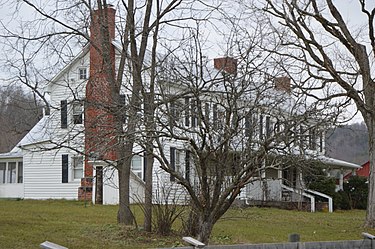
top-left (214, 57), bottom-right (237, 74)
top-left (80, 5), bottom-right (117, 201)
top-left (274, 76), bottom-right (291, 93)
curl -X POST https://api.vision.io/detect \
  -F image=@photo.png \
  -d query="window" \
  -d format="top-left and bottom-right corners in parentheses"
top-left (0, 162), bottom-right (23, 184)
top-left (169, 101), bottom-right (177, 126)
top-left (175, 150), bottom-right (183, 175)
top-left (131, 155), bottom-right (143, 179)
top-left (0, 163), bottom-right (5, 184)
top-left (73, 101), bottom-right (83, 124)
top-left (170, 147), bottom-right (187, 182)
top-left (245, 112), bottom-right (252, 137)
top-left (17, 162), bottom-right (23, 183)
top-left (79, 68), bottom-right (87, 80)
top-left (61, 100), bottom-right (68, 128)
top-left (7, 162), bottom-right (16, 184)
top-left (72, 156), bottom-right (83, 180)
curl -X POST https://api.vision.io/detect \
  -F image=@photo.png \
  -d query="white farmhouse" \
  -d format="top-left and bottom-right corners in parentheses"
top-left (0, 5), bottom-right (360, 211)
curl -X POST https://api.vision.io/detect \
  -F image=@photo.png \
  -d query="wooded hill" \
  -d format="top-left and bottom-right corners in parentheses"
top-left (0, 86), bottom-right (42, 153)
top-left (326, 122), bottom-right (369, 165)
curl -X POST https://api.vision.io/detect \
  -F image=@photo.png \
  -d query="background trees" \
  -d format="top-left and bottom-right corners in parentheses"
top-left (0, 86), bottom-right (42, 153)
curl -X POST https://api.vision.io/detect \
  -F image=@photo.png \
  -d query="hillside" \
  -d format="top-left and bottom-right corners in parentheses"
top-left (325, 122), bottom-right (369, 165)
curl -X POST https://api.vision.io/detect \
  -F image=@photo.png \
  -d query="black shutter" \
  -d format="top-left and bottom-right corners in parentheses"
top-left (259, 114), bottom-right (263, 139)
top-left (266, 116), bottom-right (271, 137)
top-left (245, 112), bottom-right (251, 137)
top-left (62, 154), bottom-right (69, 183)
top-left (170, 147), bottom-right (176, 182)
top-left (61, 100), bottom-right (68, 128)
top-left (184, 97), bottom-right (190, 127)
top-left (185, 150), bottom-right (190, 182)
top-left (143, 152), bottom-right (147, 182)
top-left (213, 104), bottom-right (218, 130)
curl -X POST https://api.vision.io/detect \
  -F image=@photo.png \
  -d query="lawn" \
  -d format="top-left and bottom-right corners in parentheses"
top-left (0, 199), bottom-right (374, 249)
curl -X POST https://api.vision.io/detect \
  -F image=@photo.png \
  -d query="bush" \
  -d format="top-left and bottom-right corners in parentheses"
top-left (344, 176), bottom-right (368, 209)
top-left (333, 190), bottom-right (351, 210)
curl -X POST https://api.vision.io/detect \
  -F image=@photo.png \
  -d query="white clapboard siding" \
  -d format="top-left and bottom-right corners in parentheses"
top-left (23, 147), bottom-right (81, 199)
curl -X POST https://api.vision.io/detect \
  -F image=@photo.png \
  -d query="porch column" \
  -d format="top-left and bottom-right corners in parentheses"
top-left (339, 167), bottom-right (344, 191)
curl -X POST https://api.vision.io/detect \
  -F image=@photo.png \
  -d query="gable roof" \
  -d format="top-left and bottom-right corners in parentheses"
top-left (10, 116), bottom-right (50, 153)
top-left (45, 45), bottom-right (90, 92)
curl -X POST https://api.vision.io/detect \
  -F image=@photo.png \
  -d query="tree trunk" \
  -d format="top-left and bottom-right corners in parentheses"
top-left (365, 119), bottom-right (375, 227)
top-left (196, 215), bottom-right (215, 245)
top-left (117, 156), bottom-right (133, 225)
top-left (144, 151), bottom-right (154, 232)
top-left (143, 92), bottom-right (155, 232)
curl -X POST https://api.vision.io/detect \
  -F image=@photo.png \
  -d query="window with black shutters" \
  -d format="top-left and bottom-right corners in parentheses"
top-left (61, 100), bottom-right (68, 128)
top-left (62, 154), bottom-right (69, 183)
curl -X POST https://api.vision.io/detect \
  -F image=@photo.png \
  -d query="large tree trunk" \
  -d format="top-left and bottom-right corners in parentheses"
top-left (144, 151), bottom-right (154, 232)
top-left (365, 119), bottom-right (375, 227)
top-left (117, 154), bottom-right (133, 225)
top-left (196, 214), bottom-right (215, 245)
top-left (143, 92), bottom-right (155, 232)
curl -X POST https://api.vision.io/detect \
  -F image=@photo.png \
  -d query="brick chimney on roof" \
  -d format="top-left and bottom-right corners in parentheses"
top-left (214, 57), bottom-right (237, 74)
top-left (81, 5), bottom-right (117, 201)
top-left (274, 76), bottom-right (291, 93)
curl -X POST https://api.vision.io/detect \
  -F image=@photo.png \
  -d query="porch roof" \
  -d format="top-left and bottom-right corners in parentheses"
top-left (317, 156), bottom-right (361, 169)
top-left (0, 151), bottom-right (23, 159)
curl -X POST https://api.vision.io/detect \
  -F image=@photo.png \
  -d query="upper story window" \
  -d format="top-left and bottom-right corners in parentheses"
top-left (78, 68), bottom-right (88, 80)
top-left (73, 101), bottom-right (83, 124)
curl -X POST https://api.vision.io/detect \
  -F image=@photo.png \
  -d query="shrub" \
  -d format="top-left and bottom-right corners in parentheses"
top-left (344, 176), bottom-right (368, 209)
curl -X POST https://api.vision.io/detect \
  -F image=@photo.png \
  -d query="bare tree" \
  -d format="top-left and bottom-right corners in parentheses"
top-left (143, 19), bottom-right (339, 242)
top-left (257, 0), bottom-right (375, 227)
top-left (0, 0), bottom-right (214, 231)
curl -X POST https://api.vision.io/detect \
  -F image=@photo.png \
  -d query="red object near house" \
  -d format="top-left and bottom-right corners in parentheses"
top-left (344, 161), bottom-right (370, 180)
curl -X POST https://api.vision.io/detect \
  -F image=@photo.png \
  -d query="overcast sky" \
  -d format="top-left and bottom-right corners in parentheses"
top-left (0, 0), bottom-right (373, 123)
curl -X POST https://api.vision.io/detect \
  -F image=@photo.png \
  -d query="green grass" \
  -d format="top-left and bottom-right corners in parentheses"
top-left (0, 199), bottom-right (374, 248)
